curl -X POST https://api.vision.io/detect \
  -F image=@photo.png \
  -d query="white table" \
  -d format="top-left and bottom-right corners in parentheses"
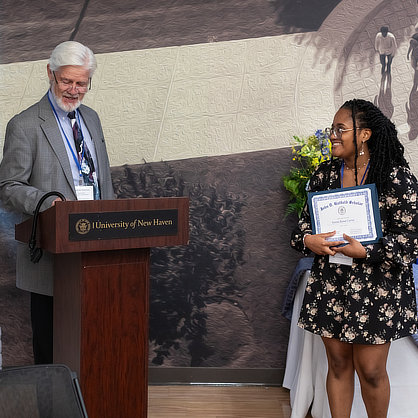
top-left (283, 271), bottom-right (418, 418)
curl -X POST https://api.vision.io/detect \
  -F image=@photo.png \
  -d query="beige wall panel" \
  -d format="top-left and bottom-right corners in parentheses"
top-left (97, 48), bottom-right (178, 88)
top-left (1, 63), bottom-right (33, 99)
top-left (165, 75), bottom-right (243, 119)
top-left (93, 85), bottom-right (171, 124)
top-left (234, 110), bottom-right (290, 153)
top-left (158, 116), bottom-right (236, 160)
top-left (0, 62), bottom-right (47, 141)
top-left (174, 42), bottom-right (246, 80)
top-left (240, 71), bottom-right (296, 112)
top-left (105, 123), bottom-right (162, 165)
top-left (245, 34), bottom-right (308, 73)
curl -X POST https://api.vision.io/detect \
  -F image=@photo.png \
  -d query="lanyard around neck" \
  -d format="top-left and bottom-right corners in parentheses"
top-left (48, 95), bottom-right (84, 175)
top-left (340, 160), bottom-right (370, 186)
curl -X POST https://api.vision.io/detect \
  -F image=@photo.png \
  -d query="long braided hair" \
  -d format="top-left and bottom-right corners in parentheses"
top-left (339, 99), bottom-right (408, 194)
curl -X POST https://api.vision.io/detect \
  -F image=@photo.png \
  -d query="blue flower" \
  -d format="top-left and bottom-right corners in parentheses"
top-left (315, 129), bottom-right (331, 159)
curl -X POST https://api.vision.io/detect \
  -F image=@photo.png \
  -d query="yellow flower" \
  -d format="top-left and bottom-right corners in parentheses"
top-left (284, 130), bottom-right (331, 217)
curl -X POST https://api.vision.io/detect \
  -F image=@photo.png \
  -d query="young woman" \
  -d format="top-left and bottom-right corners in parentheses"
top-left (291, 99), bottom-right (418, 418)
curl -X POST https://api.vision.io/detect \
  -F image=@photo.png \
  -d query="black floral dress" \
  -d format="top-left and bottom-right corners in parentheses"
top-left (291, 159), bottom-right (418, 344)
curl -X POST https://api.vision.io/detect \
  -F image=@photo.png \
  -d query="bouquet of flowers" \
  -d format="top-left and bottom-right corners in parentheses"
top-left (283, 129), bottom-right (331, 217)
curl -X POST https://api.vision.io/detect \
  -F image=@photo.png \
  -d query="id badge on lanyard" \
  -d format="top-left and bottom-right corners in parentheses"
top-left (76, 185), bottom-right (94, 200)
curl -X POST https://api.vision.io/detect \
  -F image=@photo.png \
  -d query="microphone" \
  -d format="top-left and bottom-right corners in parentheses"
top-left (29, 192), bottom-right (66, 263)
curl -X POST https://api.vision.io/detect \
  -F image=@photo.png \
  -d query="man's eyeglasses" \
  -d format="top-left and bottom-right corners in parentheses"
top-left (324, 127), bottom-right (356, 140)
top-left (53, 71), bottom-right (91, 93)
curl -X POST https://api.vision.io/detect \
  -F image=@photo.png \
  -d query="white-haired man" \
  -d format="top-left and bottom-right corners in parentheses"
top-left (0, 41), bottom-right (115, 364)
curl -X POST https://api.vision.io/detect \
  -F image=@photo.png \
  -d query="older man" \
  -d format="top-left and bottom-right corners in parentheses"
top-left (0, 41), bottom-right (115, 364)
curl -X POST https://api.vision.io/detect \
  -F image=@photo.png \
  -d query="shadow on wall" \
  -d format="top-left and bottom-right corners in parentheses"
top-left (374, 72), bottom-right (394, 120)
top-left (272, 0), bottom-right (342, 32)
top-left (406, 88), bottom-right (418, 141)
top-left (0, 148), bottom-right (301, 370)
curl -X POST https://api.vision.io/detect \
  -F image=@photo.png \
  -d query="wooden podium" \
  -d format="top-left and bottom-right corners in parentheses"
top-left (15, 197), bottom-right (189, 418)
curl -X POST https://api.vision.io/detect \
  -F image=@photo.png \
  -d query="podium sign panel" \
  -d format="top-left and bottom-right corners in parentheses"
top-left (15, 197), bottom-right (189, 418)
top-left (69, 209), bottom-right (178, 241)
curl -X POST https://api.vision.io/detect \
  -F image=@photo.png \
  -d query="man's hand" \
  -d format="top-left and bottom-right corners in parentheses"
top-left (52, 198), bottom-right (62, 205)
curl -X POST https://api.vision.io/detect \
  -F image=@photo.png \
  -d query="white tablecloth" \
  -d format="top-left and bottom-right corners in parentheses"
top-left (283, 271), bottom-right (418, 418)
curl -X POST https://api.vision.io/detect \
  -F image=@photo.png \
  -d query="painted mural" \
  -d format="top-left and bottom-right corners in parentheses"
top-left (1, 0), bottom-right (418, 378)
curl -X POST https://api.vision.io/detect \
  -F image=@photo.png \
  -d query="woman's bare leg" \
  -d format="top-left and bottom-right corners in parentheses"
top-left (322, 337), bottom-right (355, 418)
top-left (353, 343), bottom-right (391, 418)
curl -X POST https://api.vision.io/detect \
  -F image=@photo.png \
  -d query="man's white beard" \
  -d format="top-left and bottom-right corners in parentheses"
top-left (51, 88), bottom-right (82, 112)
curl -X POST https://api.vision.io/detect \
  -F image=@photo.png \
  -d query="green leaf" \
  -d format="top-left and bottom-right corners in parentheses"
top-left (284, 129), bottom-right (331, 217)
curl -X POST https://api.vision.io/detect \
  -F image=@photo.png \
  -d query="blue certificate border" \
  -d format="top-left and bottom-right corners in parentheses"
top-left (307, 184), bottom-right (383, 245)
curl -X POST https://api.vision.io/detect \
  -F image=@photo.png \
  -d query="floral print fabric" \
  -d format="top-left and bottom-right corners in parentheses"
top-left (291, 159), bottom-right (418, 344)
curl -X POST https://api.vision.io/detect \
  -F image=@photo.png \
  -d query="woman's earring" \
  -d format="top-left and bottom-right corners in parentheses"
top-left (359, 141), bottom-right (365, 156)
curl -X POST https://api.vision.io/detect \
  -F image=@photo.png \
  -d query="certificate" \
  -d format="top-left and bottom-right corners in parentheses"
top-left (307, 184), bottom-right (382, 245)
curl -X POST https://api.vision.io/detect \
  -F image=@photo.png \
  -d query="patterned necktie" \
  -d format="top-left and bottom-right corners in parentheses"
top-left (67, 111), bottom-right (95, 171)
top-left (67, 111), bottom-right (100, 199)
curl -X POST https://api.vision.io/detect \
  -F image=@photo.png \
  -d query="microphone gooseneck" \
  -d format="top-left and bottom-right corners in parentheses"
top-left (29, 192), bottom-right (66, 263)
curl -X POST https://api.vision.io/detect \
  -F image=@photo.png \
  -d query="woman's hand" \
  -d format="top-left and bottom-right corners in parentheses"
top-left (304, 231), bottom-right (345, 256)
top-left (333, 233), bottom-right (367, 258)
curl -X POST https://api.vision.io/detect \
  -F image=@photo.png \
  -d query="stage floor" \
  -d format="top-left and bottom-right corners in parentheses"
top-left (148, 385), bottom-right (312, 418)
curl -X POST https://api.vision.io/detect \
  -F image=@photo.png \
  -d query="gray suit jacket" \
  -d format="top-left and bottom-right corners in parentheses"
top-left (0, 93), bottom-right (115, 296)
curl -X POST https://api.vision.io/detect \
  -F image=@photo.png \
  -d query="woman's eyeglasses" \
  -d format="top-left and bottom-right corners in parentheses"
top-left (324, 127), bottom-right (356, 140)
